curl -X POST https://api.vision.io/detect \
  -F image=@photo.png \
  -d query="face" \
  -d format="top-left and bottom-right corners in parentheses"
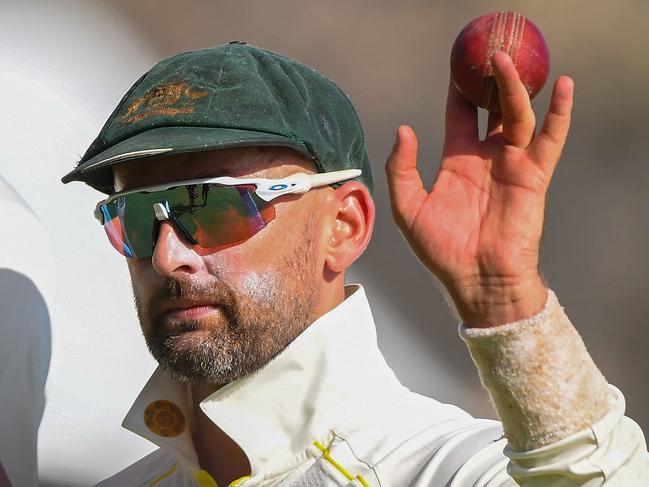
top-left (113, 147), bottom-right (332, 386)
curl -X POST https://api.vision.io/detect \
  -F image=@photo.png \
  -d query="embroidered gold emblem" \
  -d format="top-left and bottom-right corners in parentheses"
top-left (143, 400), bottom-right (186, 437)
top-left (120, 82), bottom-right (208, 125)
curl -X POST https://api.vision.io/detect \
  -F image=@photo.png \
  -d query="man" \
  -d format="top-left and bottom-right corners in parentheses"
top-left (0, 176), bottom-right (52, 487)
top-left (61, 42), bottom-right (647, 486)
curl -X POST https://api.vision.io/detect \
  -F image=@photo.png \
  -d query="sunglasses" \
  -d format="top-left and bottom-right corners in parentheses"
top-left (94, 169), bottom-right (361, 258)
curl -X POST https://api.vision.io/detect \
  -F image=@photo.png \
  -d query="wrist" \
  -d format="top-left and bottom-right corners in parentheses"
top-left (449, 274), bottom-right (548, 328)
top-left (459, 288), bottom-right (612, 450)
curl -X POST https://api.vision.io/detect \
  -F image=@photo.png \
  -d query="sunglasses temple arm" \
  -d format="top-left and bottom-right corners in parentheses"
top-left (260, 169), bottom-right (362, 200)
top-left (307, 169), bottom-right (362, 189)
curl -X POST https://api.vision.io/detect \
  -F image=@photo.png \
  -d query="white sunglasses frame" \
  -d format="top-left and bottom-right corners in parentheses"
top-left (94, 168), bottom-right (362, 224)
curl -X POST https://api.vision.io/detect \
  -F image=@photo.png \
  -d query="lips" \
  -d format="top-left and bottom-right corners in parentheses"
top-left (167, 305), bottom-right (220, 320)
top-left (159, 300), bottom-right (221, 320)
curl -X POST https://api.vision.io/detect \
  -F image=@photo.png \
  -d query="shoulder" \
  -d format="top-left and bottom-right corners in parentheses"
top-left (94, 449), bottom-right (181, 487)
top-left (374, 392), bottom-right (508, 485)
top-left (343, 387), bottom-right (504, 464)
top-left (331, 389), bottom-right (507, 486)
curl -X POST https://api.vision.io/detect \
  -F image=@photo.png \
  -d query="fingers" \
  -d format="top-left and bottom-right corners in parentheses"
top-left (529, 76), bottom-right (574, 177)
top-left (385, 125), bottom-right (428, 228)
top-left (444, 77), bottom-right (479, 155)
top-left (492, 52), bottom-right (536, 148)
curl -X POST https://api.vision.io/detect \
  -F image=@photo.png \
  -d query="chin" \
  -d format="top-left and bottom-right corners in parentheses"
top-left (169, 328), bottom-right (215, 349)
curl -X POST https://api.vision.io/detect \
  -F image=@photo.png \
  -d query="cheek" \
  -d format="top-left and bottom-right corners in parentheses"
top-left (201, 218), bottom-right (314, 296)
top-left (239, 270), bottom-right (281, 307)
top-left (126, 259), bottom-right (156, 312)
top-left (212, 202), bottom-right (312, 268)
top-left (240, 268), bottom-right (273, 290)
top-left (126, 259), bottom-right (151, 286)
top-left (203, 249), bottom-right (283, 297)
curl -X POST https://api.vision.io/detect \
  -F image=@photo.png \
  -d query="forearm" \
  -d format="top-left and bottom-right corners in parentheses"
top-left (459, 289), bottom-right (610, 451)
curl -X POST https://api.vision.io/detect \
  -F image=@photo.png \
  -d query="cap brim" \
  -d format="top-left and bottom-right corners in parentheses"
top-left (61, 126), bottom-right (313, 194)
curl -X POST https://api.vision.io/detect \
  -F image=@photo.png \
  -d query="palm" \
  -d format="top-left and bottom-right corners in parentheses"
top-left (387, 52), bottom-right (573, 303)
top-left (410, 145), bottom-right (546, 284)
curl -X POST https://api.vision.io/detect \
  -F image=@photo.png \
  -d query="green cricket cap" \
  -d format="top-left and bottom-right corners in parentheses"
top-left (61, 41), bottom-right (373, 194)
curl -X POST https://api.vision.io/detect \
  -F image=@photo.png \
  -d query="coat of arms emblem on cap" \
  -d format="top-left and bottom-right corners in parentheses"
top-left (120, 81), bottom-right (208, 126)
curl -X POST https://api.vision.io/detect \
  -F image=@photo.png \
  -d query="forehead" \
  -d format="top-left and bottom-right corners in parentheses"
top-left (112, 147), bottom-right (317, 192)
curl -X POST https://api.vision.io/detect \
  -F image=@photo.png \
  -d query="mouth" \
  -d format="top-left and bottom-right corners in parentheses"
top-left (155, 296), bottom-right (224, 320)
top-left (164, 304), bottom-right (221, 320)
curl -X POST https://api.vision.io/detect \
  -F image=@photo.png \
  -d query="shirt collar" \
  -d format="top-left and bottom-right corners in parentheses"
top-left (122, 284), bottom-right (404, 477)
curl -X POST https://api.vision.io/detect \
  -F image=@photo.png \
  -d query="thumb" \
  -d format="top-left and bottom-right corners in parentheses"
top-left (385, 125), bottom-right (427, 228)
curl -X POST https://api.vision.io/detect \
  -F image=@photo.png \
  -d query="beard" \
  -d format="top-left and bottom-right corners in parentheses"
top-left (132, 219), bottom-right (318, 386)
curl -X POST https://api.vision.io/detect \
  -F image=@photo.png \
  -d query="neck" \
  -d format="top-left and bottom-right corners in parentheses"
top-left (191, 383), bottom-right (251, 486)
top-left (188, 277), bottom-right (346, 484)
top-left (318, 271), bottom-right (346, 315)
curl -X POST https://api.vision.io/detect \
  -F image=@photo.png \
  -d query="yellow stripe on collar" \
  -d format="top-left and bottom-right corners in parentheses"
top-left (195, 469), bottom-right (219, 487)
top-left (313, 441), bottom-right (370, 487)
top-left (194, 469), bottom-right (251, 487)
top-left (147, 464), bottom-right (178, 487)
top-left (230, 475), bottom-right (251, 486)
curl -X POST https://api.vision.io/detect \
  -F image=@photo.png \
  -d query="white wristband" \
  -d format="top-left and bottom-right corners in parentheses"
top-left (460, 289), bottom-right (612, 451)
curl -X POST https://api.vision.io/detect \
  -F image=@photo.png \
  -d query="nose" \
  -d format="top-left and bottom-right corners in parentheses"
top-left (151, 220), bottom-right (203, 276)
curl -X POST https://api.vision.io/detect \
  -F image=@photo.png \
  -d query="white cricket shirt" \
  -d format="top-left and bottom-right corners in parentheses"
top-left (97, 285), bottom-right (648, 486)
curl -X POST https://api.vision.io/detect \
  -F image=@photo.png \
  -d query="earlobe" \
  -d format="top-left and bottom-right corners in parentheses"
top-left (324, 182), bottom-right (375, 274)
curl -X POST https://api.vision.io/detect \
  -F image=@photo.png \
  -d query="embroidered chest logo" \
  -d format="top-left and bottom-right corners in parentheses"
top-left (120, 81), bottom-right (208, 125)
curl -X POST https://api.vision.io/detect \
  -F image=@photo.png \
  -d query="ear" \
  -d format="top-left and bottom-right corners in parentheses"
top-left (324, 181), bottom-right (375, 273)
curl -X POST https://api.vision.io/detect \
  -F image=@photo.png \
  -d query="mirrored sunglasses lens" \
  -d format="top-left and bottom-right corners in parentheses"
top-left (100, 196), bottom-right (155, 258)
top-left (100, 184), bottom-right (276, 258)
top-left (167, 184), bottom-right (275, 249)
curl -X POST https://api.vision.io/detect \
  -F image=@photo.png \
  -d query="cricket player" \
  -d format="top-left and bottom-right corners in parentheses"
top-left (61, 42), bottom-right (648, 486)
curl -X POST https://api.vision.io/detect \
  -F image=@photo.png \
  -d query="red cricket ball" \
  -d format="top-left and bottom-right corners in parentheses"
top-left (450, 11), bottom-right (550, 112)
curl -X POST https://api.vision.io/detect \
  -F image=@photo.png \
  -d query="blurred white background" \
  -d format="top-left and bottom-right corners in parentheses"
top-left (1, 1), bottom-right (648, 485)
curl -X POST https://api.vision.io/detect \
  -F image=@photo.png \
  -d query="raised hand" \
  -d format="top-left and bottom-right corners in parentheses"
top-left (386, 52), bottom-right (574, 327)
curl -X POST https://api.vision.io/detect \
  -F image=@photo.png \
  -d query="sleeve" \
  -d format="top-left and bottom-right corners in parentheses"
top-left (456, 289), bottom-right (649, 485)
